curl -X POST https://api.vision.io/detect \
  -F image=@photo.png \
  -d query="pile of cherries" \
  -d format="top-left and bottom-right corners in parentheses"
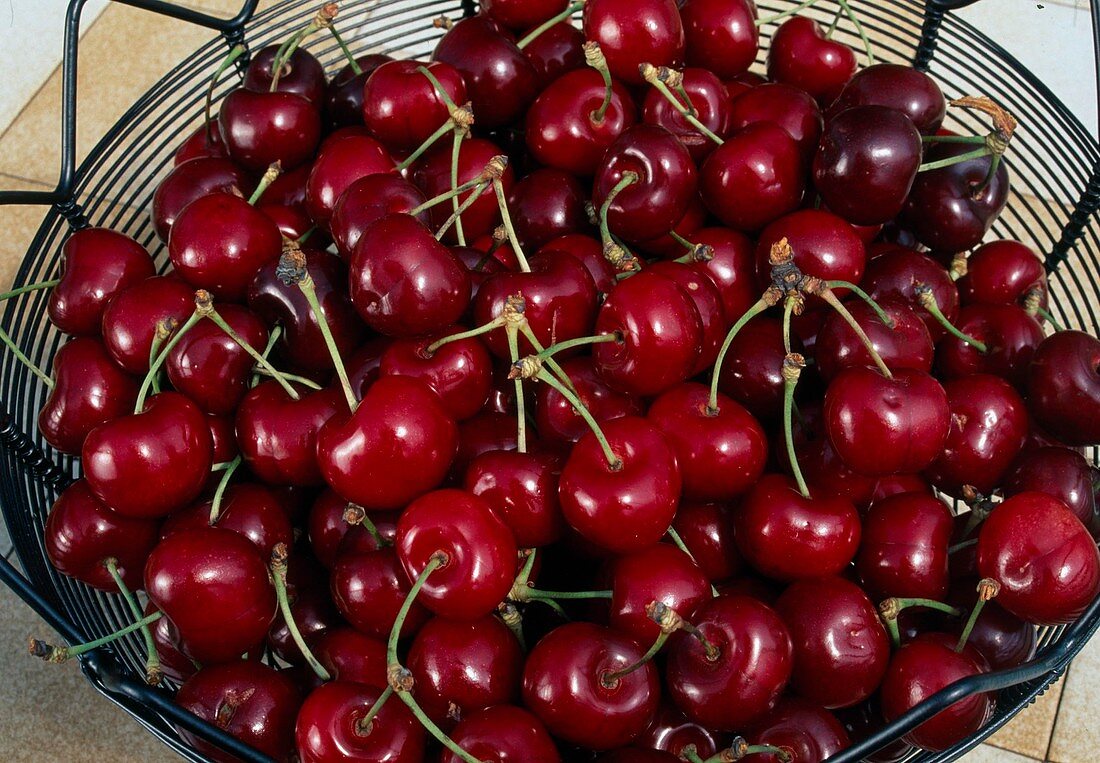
top-left (17, 0), bottom-right (1100, 761)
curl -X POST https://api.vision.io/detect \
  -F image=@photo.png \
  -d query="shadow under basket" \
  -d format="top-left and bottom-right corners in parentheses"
top-left (1, 0), bottom-right (1099, 761)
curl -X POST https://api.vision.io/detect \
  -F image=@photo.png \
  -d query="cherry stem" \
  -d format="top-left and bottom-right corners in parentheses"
top-left (203, 308), bottom-right (301, 400)
top-left (297, 226), bottom-right (317, 244)
top-left (918, 146), bottom-right (993, 172)
top-left (516, 0), bottom-right (583, 49)
top-left (327, 25), bottom-right (361, 74)
top-left (582, 41), bottom-right (614, 124)
top-left (270, 3), bottom-right (337, 91)
top-left (30, 610), bottom-right (162, 664)
top-left (0, 323), bottom-right (53, 389)
top-left (424, 317), bottom-right (505, 355)
top-left (602, 630), bottom-right (670, 686)
top-left (210, 460), bottom-right (236, 472)
top-left (1035, 306), bottom-right (1063, 332)
top-left (782, 296), bottom-right (797, 355)
top-left (599, 172), bottom-right (639, 252)
top-left (824, 280), bottom-right (896, 328)
top-left (253, 366), bottom-right (322, 389)
top-left (450, 129), bottom-right (467, 246)
top-left (781, 353), bottom-right (811, 499)
top-left (506, 324), bottom-right (528, 454)
top-left (1023, 288), bottom-right (1063, 331)
top-left (497, 602), bottom-right (526, 651)
top-left (682, 748), bottom-right (707, 763)
top-left (956, 578), bottom-right (1001, 653)
top-left (640, 64), bottom-right (723, 145)
top-left (394, 119), bottom-right (456, 172)
top-left (271, 543), bottom-right (332, 681)
top-left (105, 559), bottom-right (161, 685)
top-left (824, 6), bottom-right (843, 38)
top-left (493, 179), bottom-right (531, 272)
top-left (387, 553), bottom-right (446, 663)
top-left (914, 283), bottom-right (988, 353)
top-left (204, 44), bottom-right (247, 143)
top-left (435, 180), bottom-right (491, 241)
top-left (517, 322), bottom-right (576, 393)
top-left (247, 162), bottom-right (282, 205)
top-left (536, 333), bottom-right (618, 359)
top-left (709, 297), bottom-right (773, 412)
top-left (535, 367), bottom-right (621, 469)
top-left (250, 321), bottom-right (279, 387)
top-left (357, 685), bottom-right (393, 736)
top-left (344, 503), bottom-right (390, 547)
top-left (518, 587), bottom-right (612, 602)
top-left (679, 618), bottom-right (721, 662)
top-left (0, 279), bottom-right (59, 301)
top-left (667, 528), bottom-right (720, 597)
top-left (879, 597), bottom-right (964, 648)
top-left (707, 739), bottom-right (794, 763)
top-left (136, 308), bottom-right (202, 411)
top-left (922, 134), bottom-right (988, 144)
top-left (836, 0), bottom-right (875, 64)
top-left (410, 175), bottom-right (488, 216)
top-left (208, 455), bottom-right (242, 525)
top-left (819, 288), bottom-right (894, 378)
top-left (755, 0), bottom-right (817, 26)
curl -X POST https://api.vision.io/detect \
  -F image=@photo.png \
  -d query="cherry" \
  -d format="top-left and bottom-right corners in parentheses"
top-left (465, 450), bottom-right (566, 547)
top-left (163, 484), bottom-right (293, 559)
top-left (305, 132), bottom-right (394, 224)
top-left (646, 261), bottom-right (728, 374)
top-left (829, 63), bottom-right (947, 134)
top-left (583, 0), bottom-right (685, 85)
top-left (716, 317), bottom-right (803, 420)
top-left (925, 374), bottom-right (1028, 496)
top-left (977, 492), bottom-right (1100, 625)
top-left (680, 0), bottom-right (758, 79)
top-left (100, 277), bottom-right (194, 374)
top-left (672, 502), bottom-right (743, 583)
top-left (484, 0), bottom-right (567, 29)
top-left (309, 627), bottom-right (388, 687)
top-left (823, 367), bottom-right (950, 476)
top-left (522, 621), bottom-right (660, 749)
top-left (1003, 446), bottom-right (1097, 527)
top-left (666, 594), bottom-right (793, 730)
top-left (151, 157), bottom-right (251, 243)
top-left (636, 196), bottom-right (708, 259)
top-left (610, 543), bottom-right (710, 643)
top-left (363, 59), bottom-right (468, 149)
top-left (454, 411), bottom-right (530, 477)
top-left (957, 239), bottom-right (1047, 309)
top-left (745, 697), bottom-right (852, 763)
top-left (236, 381), bottom-right (342, 486)
top-left (414, 137), bottom-right (514, 243)
top-left (861, 247), bottom-right (959, 340)
top-left (308, 489), bottom-right (396, 569)
top-left (700, 122), bottom-right (804, 232)
top-left (1026, 330), bottom-right (1100, 446)
top-left (814, 105), bottom-right (923, 226)
top-left (243, 44), bottom-right (326, 104)
top-left (755, 209), bottom-right (867, 291)
top-left (506, 168), bottom-right (590, 250)
top-left (326, 53), bottom-right (393, 128)
top-left (146, 599), bottom-right (197, 683)
top-left (879, 633), bottom-right (992, 751)
top-left (736, 473), bottom-right (861, 581)
top-left (647, 382), bottom-right (768, 502)
top-left (145, 526), bottom-right (274, 664)
top-left (177, 661), bottom-right (301, 763)
top-left (407, 614), bottom-right (524, 725)
top-left (330, 546), bottom-right (431, 640)
top-left (635, 702), bottom-right (725, 759)
top-left (814, 296), bottom-right (934, 382)
top-left (218, 88), bottom-right (322, 172)
top-left (728, 82), bottom-right (823, 159)
top-left (295, 680), bottom-right (426, 763)
top-left (935, 303), bottom-right (1044, 388)
top-left (44, 479), bottom-right (158, 591)
top-left (443, 705), bottom-right (561, 763)
top-left (945, 582), bottom-right (1037, 672)
top-left (776, 576), bottom-right (890, 709)
top-left (522, 19), bottom-right (585, 88)
top-left (642, 67), bottom-right (732, 162)
top-left (329, 173), bottom-right (428, 257)
top-left (533, 355), bottom-right (642, 447)
top-left (268, 562), bottom-right (342, 666)
top-left (559, 416), bottom-right (682, 554)
top-left (262, 161), bottom-right (311, 207)
top-left (174, 120), bottom-right (227, 164)
top-left (380, 329), bottom-right (493, 421)
top-left (857, 491), bottom-right (953, 601)
top-left (690, 226), bottom-right (758, 321)
top-left (767, 16), bottom-right (856, 105)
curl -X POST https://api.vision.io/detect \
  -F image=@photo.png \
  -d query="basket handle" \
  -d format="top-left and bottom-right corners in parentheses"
top-left (0, 0), bottom-right (259, 216)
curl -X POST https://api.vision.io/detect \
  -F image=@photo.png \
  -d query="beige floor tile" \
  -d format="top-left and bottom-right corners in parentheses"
top-left (986, 674), bottom-right (1065, 760)
top-left (0, 200), bottom-right (53, 293)
top-left (961, 744), bottom-right (1042, 762)
top-left (1048, 633), bottom-right (1100, 762)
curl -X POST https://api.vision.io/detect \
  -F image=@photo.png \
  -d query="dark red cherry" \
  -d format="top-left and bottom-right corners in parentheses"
top-left (829, 63), bottom-right (947, 134)
top-left (776, 577), bottom-right (890, 709)
top-left (163, 484), bottom-right (293, 559)
top-left (642, 67), bottom-right (732, 162)
top-left (533, 355), bottom-right (642, 447)
top-left (263, 162), bottom-right (311, 207)
top-left (559, 416), bottom-right (681, 554)
top-left (815, 296), bottom-right (933, 382)
top-left (174, 121), bottom-right (228, 164)
top-left (583, 0), bottom-right (685, 85)
top-left (177, 661), bottom-right (301, 763)
top-left (507, 168), bottom-right (590, 250)
top-left (484, 0), bottom-right (567, 29)
top-left (728, 82), bottom-right (823, 158)
top-left (100, 275), bottom-right (195, 375)
top-left (746, 698), bottom-right (850, 763)
top-left (936, 303), bottom-right (1044, 387)
top-left (151, 157), bottom-right (251, 243)
top-left (635, 702), bottom-right (725, 759)
top-left (522, 19), bottom-right (585, 88)
top-left (736, 474), bottom-right (861, 581)
top-left (958, 239), bottom-right (1047, 309)
top-left (767, 16), bottom-right (856, 104)
top-left (861, 247), bottom-right (958, 340)
top-left (44, 479), bottom-right (158, 591)
top-left (443, 705), bottom-right (561, 763)
top-left (666, 594), bottom-right (793, 730)
top-left (465, 450), bottom-right (565, 547)
top-left (453, 411), bottom-right (529, 477)
top-left (823, 367), bottom-right (950, 476)
top-left (756, 209), bottom-right (867, 292)
top-left (396, 488), bottom-right (518, 620)
top-left (310, 627), bottom-right (388, 687)
top-left (259, 202), bottom-right (315, 242)
top-left (145, 527), bottom-right (274, 664)
top-left (380, 329), bottom-right (492, 421)
top-left (414, 137), bottom-right (514, 243)
top-left (38, 338), bottom-right (138, 454)
top-left (236, 381), bottom-right (342, 486)
top-left (716, 317), bottom-right (803, 420)
top-left (673, 502), bottom-right (743, 583)
top-left (690, 226), bottom-right (758, 323)
top-left (243, 44), bottom-right (325, 104)
top-left (305, 132), bottom-right (394, 224)
top-left (523, 621), bottom-right (660, 749)
top-left (361, 60), bottom-right (467, 151)
top-left (701, 123), bottom-right (804, 232)
top-left (1004, 446), bottom-right (1097, 527)
top-left (218, 88), bottom-right (322, 172)
top-left (82, 392), bottom-right (213, 518)
top-left (636, 196), bottom-right (708, 260)
top-left (326, 53), bottom-right (393, 128)
top-left (978, 492), bottom-right (1100, 625)
top-left (645, 261), bottom-right (726, 374)
top-left (1026, 330), bottom-right (1100, 446)
top-left (610, 543), bottom-right (710, 643)
top-left (857, 491), bottom-right (953, 601)
top-left (946, 583), bottom-right (1037, 672)
top-left (681, 0), bottom-right (758, 79)
top-left (329, 173), bottom-right (428, 257)
top-left (308, 489), bottom-right (396, 569)
top-left (330, 546), bottom-right (430, 640)
top-left (295, 681), bottom-right (426, 763)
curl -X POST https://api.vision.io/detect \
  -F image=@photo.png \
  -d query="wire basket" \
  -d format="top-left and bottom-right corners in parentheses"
top-left (0, 0), bottom-right (1098, 760)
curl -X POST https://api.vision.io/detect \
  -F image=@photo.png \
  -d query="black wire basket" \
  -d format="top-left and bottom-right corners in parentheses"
top-left (0, 0), bottom-right (1098, 760)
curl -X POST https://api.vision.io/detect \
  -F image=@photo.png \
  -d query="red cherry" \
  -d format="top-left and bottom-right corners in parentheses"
top-left (330, 173), bottom-right (428, 257)
top-left (946, 583), bottom-right (1037, 672)
top-left (829, 63), bottom-right (946, 134)
top-left (958, 239), bottom-right (1047, 309)
top-left (307, 489), bottom-right (395, 569)
top-left (464, 450), bottom-right (566, 547)
top-left (243, 45), bottom-right (326, 103)
top-left (330, 546), bottom-right (431, 640)
top-left (767, 16), bottom-right (856, 104)
top-left (326, 53), bottom-right (393, 128)
top-left (305, 132), bottom-right (394, 224)
top-left (583, 0), bottom-right (685, 85)
top-left (380, 329), bottom-right (492, 421)
top-left (814, 296), bottom-right (934, 382)
top-left (236, 382), bottom-right (343, 486)
top-left (610, 543), bottom-right (710, 643)
top-left (716, 317), bottom-right (803, 420)
top-left (936, 304), bottom-right (1044, 388)
top-left (414, 137), bottom-right (514, 243)
top-left (755, 209), bottom-right (867, 291)
top-left (310, 627), bottom-right (388, 687)
top-left (533, 355), bottom-right (642, 447)
top-left (745, 697), bottom-right (852, 763)
top-left (1026, 330), bottom-right (1100, 446)
top-left (361, 60), bottom-right (467, 151)
top-left (1003, 446), bottom-right (1097, 527)
top-left (295, 681), bottom-right (426, 763)
top-left (484, 0), bottom-right (567, 29)
top-left (642, 67), bottom-right (733, 162)
top-left (151, 157), bottom-right (251, 243)
top-left (218, 88), bottom-right (322, 172)
top-left (162, 484), bottom-right (293, 560)
top-left (635, 702), bottom-right (725, 759)
top-left (174, 121), bottom-right (228, 164)
top-left (857, 491), bottom-right (953, 601)
top-left (522, 19), bottom-right (585, 88)
top-left (442, 705), bottom-right (561, 763)
top-left (672, 502), bottom-right (743, 583)
top-left (728, 82), bottom-right (824, 158)
top-left (506, 168), bottom-right (590, 251)
top-left (690, 226), bottom-right (758, 321)
top-left (680, 0), bottom-right (758, 79)
top-left (100, 275), bottom-right (195, 374)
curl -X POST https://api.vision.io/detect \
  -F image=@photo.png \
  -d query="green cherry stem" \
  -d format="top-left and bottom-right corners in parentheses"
top-left (424, 316), bottom-right (506, 355)
top-left (252, 366), bottom-right (323, 389)
top-left (601, 629), bottom-right (671, 686)
top-left (450, 129), bottom-right (467, 246)
top-left (410, 174), bottom-right (491, 216)
top-left (914, 283), bottom-right (988, 353)
top-left (817, 287), bottom-right (894, 378)
top-left (435, 180), bottom-right (492, 241)
top-left (394, 118), bottom-right (461, 173)
top-left (879, 596), bottom-right (964, 648)
top-left (30, 610), bottom-right (163, 664)
top-left (357, 685), bottom-right (394, 735)
top-left (506, 323), bottom-right (528, 454)
top-left (271, 543), bottom-right (332, 680)
top-left (516, 587), bottom-right (612, 602)
top-left (836, 0), bottom-right (875, 65)
top-left (247, 162), bottom-right (282, 205)
top-left (343, 503), bottom-right (390, 548)
top-left (921, 134), bottom-right (989, 144)
top-left (682, 748), bottom-right (707, 763)
top-left (136, 307), bottom-right (203, 412)
top-left (667, 527), bottom-right (719, 597)
top-left (918, 146), bottom-right (993, 173)
top-left (781, 296), bottom-right (798, 355)
top-left (824, 280), bottom-right (896, 328)
top-left (204, 44), bottom-right (247, 141)
top-left (208, 455), bottom-right (242, 525)
top-left (203, 307), bottom-right (301, 400)
top-left (327, 24), bottom-right (362, 73)
top-left (387, 553), bottom-right (446, 663)
top-left (529, 364), bottom-right (621, 469)
top-left (516, 0), bottom-right (584, 49)
top-left (210, 460), bottom-right (237, 472)
top-left (598, 172), bottom-right (640, 252)
top-left (782, 353), bottom-right (811, 499)
top-left (416, 65), bottom-right (460, 113)
top-left (536, 333), bottom-right (619, 359)
top-left (1023, 288), bottom-right (1065, 332)
top-left (957, 578), bottom-right (1001, 653)
top-left (948, 538), bottom-right (979, 555)
top-left (493, 179), bottom-right (531, 272)
top-left (0, 278), bottom-right (59, 301)
top-left (708, 295), bottom-right (776, 412)
top-left (639, 64), bottom-right (723, 146)
top-left (582, 41), bottom-right (614, 124)
top-left (148, 319), bottom-right (176, 395)
top-left (497, 602), bottom-right (526, 651)
top-left (516, 322), bottom-right (576, 393)
top-left (270, 3), bottom-right (337, 91)
top-left (105, 559), bottom-right (161, 685)
top-left (707, 738), bottom-right (793, 763)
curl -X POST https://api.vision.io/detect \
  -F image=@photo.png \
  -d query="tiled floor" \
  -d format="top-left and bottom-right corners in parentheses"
top-left (0, 1), bottom-right (1096, 761)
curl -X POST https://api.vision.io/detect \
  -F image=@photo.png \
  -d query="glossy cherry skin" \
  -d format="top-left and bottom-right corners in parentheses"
top-left (691, 226), bottom-right (759, 321)
top-left (824, 367), bottom-right (950, 476)
top-left (162, 484), bottom-right (293, 559)
top-left (701, 122), bottom-right (805, 232)
top-left (522, 19), bottom-right (585, 88)
top-left (756, 209), bottom-right (867, 292)
top-left (735, 473), bottom-right (861, 581)
top-left (559, 416), bottom-right (682, 554)
top-left (309, 627), bottom-right (388, 688)
top-left (349, 213), bottom-right (470, 337)
top-left (815, 296), bottom-right (934, 382)
top-left (100, 275), bottom-right (195, 375)
top-left (635, 702), bottom-right (725, 759)
top-left (218, 88), bottom-right (322, 172)
top-left (901, 141), bottom-right (1010, 253)
top-left (946, 583), bottom-right (1037, 672)
top-left (295, 680), bottom-right (426, 763)
top-left (767, 16), bottom-right (856, 104)
top-left (174, 121), bottom-right (228, 164)
top-left (936, 304), bottom-right (1044, 388)
top-left (361, 60), bottom-right (467, 151)
top-left (380, 330), bottom-right (492, 421)
top-left (681, 0), bottom-right (757, 78)
top-left (329, 173), bottom-right (428, 257)
top-left (647, 382), bottom-right (767, 502)
top-left (583, 0), bottom-right (685, 85)
top-left (169, 192), bottom-right (282, 301)
top-left (862, 247), bottom-right (959, 340)
top-left (814, 105), bottom-right (923, 226)
top-left (464, 450), bottom-right (565, 547)
top-left (443, 705), bottom-right (561, 763)
top-left (236, 381), bottom-right (343, 486)
top-left (958, 239), bottom-right (1047, 309)
top-left (746, 698), bottom-right (852, 763)
top-left (925, 374), bottom-right (1028, 496)
top-left (593, 270), bottom-right (703, 398)
top-left (305, 133), bottom-right (394, 224)
top-left (610, 543), bottom-right (710, 643)
top-left (243, 44), bottom-right (325, 104)
top-left (176, 662), bottom-right (301, 763)
top-left (667, 594), bottom-right (793, 730)
top-left (326, 53), bottom-right (393, 128)
top-left (37, 337), bottom-right (138, 454)
top-left (1004, 446), bottom-right (1097, 527)
top-left (44, 479), bottom-right (159, 591)
top-left (407, 614), bottom-right (524, 724)
top-left (857, 491), bottom-right (953, 601)
top-left (151, 156), bottom-right (251, 243)
top-left (978, 492), bottom-right (1100, 625)
top-left (506, 168), bottom-right (590, 250)
top-left (673, 502), bottom-right (743, 583)
top-left (525, 68), bottom-right (637, 177)
top-left (82, 392), bottom-right (212, 518)
top-left (396, 488), bottom-right (517, 620)
top-left (414, 136), bottom-right (514, 243)
top-left (729, 82), bottom-right (823, 159)
top-left (308, 489), bottom-right (396, 569)
top-left (483, 0), bottom-right (566, 28)
top-left (716, 317), bottom-right (803, 420)
top-left (48, 228), bottom-right (155, 336)
top-left (776, 576), bottom-right (890, 709)
top-left (642, 67), bottom-right (732, 161)
top-left (646, 261), bottom-right (727, 374)
top-left (880, 634), bottom-right (992, 751)
top-left (533, 355), bottom-right (642, 447)
top-left (523, 621), bottom-right (659, 749)
top-left (330, 546), bottom-right (430, 640)
top-left (1026, 330), bottom-right (1100, 446)
top-left (145, 527), bottom-right (274, 664)
top-left (829, 63), bottom-right (946, 134)
top-left (317, 376), bottom-right (457, 510)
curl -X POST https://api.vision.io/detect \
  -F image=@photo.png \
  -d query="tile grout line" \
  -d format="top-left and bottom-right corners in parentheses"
top-left (1043, 664), bottom-right (1072, 763)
